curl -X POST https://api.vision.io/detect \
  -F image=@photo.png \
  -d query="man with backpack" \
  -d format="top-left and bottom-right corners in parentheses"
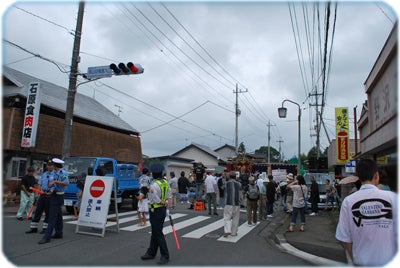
top-left (244, 176), bottom-right (260, 226)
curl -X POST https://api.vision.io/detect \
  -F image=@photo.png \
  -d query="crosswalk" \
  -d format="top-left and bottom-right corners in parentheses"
top-left (63, 211), bottom-right (260, 243)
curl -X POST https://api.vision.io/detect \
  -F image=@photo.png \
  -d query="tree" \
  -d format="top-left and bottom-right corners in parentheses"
top-left (254, 146), bottom-right (280, 162)
top-left (307, 146), bottom-right (326, 159)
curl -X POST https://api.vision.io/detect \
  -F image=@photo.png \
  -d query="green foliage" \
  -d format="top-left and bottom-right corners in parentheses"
top-left (254, 146), bottom-right (280, 162)
top-left (307, 146), bottom-right (326, 158)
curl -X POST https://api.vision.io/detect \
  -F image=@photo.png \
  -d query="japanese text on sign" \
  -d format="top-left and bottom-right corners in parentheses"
top-left (77, 176), bottom-right (113, 228)
top-left (21, 82), bottom-right (42, 148)
top-left (335, 107), bottom-right (349, 164)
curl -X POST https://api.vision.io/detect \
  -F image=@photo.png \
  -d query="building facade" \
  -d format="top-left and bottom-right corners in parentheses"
top-left (357, 22), bottom-right (397, 190)
top-left (2, 67), bottom-right (142, 191)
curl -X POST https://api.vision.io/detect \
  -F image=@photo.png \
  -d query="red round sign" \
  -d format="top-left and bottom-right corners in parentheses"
top-left (90, 179), bottom-right (105, 198)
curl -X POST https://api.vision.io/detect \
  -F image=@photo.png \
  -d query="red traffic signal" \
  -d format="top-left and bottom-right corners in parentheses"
top-left (109, 62), bottom-right (144, 75)
top-left (127, 62), bottom-right (139, 73)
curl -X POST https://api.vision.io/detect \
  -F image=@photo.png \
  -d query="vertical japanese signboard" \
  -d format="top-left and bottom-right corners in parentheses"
top-left (21, 82), bottom-right (41, 147)
top-left (335, 107), bottom-right (349, 164)
top-left (77, 176), bottom-right (114, 236)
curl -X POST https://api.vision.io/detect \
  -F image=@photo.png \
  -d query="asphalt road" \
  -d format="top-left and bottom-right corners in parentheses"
top-left (2, 202), bottom-right (312, 266)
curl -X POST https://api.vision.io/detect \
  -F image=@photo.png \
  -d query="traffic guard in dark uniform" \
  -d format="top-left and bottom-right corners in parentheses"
top-left (39, 158), bottom-right (69, 244)
top-left (141, 164), bottom-right (172, 265)
top-left (26, 159), bottom-right (55, 234)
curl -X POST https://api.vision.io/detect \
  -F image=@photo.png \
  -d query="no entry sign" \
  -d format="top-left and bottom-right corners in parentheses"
top-left (90, 179), bottom-right (105, 198)
top-left (77, 176), bottom-right (114, 229)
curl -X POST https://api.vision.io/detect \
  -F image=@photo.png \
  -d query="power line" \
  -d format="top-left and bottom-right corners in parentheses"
top-left (3, 39), bottom-right (70, 74)
top-left (160, 2), bottom-right (240, 84)
top-left (148, 2), bottom-right (235, 88)
top-left (288, 3), bottom-right (311, 98)
top-left (4, 37), bottom-right (233, 143)
top-left (14, 6), bottom-right (75, 35)
top-left (6, 55), bottom-right (36, 65)
top-left (141, 101), bottom-right (210, 133)
top-left (132, 3), bottom-right (233, 91)
top-left (160, 2), bottom-right (277, 131)
top-left (84, 82), bottom-right (194, 135)
top-left (119, 4), bottom-right (233, 105)
top-left (10, 5), bottom-right (272, 147)
top-left (375, 3), bottom-right (395, 24)
top-left (99, 81), bottom-right (232, 142)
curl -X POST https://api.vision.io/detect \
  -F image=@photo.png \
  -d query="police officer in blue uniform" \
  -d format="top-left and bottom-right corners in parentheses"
top-left (141, 164), bottom-right (172, 265)
top-left (26, 159), bottom-right (55, 234)
top-left (38, 158), bottom-right (69, 244)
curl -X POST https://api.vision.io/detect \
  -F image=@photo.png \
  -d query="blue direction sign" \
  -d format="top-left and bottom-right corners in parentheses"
top-left (87, 66), bottom-right (113, 79)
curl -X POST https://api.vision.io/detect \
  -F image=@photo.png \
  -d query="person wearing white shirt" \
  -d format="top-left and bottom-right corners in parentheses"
top-left (335, 159), bottom-right (397, 266)
top-left (204, 171), bottom-right (218, 215)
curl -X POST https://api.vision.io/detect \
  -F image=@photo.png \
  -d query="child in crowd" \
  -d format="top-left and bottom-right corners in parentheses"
top-left (136, 186), bottom-right (149, 226)
top-left (72, 181), bottom-right (84, 220)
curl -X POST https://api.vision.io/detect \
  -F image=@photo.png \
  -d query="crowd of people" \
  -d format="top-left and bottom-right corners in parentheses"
top-left (13, 158), bottom-right (396, 266)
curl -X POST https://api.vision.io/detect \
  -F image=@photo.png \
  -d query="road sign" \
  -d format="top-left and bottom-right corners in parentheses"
top-left (90, 179), bottom-right (106, 198)
top-left (87, 66), bottom-right (112, 79)
top-left (76, 176), bottom-right (118, 237)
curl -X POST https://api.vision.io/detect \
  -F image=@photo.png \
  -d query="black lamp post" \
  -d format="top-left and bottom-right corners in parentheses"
top-left (278, 99), bottom-right (301, 174)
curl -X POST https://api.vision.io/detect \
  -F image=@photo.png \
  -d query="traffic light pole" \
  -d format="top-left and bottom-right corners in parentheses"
top-left (61, 1), bottom-right (85, 159)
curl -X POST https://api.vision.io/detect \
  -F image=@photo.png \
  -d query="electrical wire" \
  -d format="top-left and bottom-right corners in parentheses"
top-left (148, 2), bottom-right (236, 88)
top-left (141, 101), bottom-right (210, 133)
top-left (98, 81), bottom-right (233, 142)
top-left (119, 4), bottom-right (234, 105)
top-left (132, 3), bottom-right (233, 91)
top-left (14, 6), bottom-right (75, 35)
top-left (3, 39), bottom-right (70, 74)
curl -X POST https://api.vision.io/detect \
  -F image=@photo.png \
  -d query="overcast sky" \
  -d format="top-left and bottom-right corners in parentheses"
top-left (1, 0), bottom-right (397, 159)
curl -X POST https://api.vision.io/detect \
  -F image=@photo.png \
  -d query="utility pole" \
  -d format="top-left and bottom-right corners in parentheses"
top-left (61, 1), bottom-right (85, 159)
top-left (233, 83), bottom-right (247, 154)
top-left (266, 120), bottom-right (276, 164)
top-left (309, 88), bottom-right (322, 159)
top-left (354, 106), bottom-right (358, 155)
top-left (277, 137), bottom-right (284, 162)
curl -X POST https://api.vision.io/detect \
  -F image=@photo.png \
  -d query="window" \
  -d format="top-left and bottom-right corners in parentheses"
top-left (98, 160), bottom-right (114, 175)
top-left (11, 158), bottom-right (27, 179)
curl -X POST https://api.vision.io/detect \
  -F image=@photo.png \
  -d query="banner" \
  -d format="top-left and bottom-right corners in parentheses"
top-left (21, 82), bottom-right (41, 147)
top-left (77, 176), bottom-right (114, 229)
top-left (335, 107), bottom-right (349, 164)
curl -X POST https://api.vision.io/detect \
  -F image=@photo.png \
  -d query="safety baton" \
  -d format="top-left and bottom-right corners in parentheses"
top-left (26, 197), bottom-right (38, 220)
top-left (26, 203), bottom-right (35, 220)
top-left (169, 214), bottom-right (181, 250)
top-left (29, 187), bottom-right (44, 195)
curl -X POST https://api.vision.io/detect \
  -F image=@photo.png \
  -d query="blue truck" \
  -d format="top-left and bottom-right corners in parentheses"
top-left (63, 156), bottom-right (140, 214)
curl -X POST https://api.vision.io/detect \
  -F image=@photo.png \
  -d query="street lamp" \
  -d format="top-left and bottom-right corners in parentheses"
top-left (278, 99), bottom-right (301, 175)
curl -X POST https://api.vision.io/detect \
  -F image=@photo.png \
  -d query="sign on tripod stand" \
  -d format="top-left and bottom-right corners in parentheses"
top-left (76, 176), bottom-right (118, 237)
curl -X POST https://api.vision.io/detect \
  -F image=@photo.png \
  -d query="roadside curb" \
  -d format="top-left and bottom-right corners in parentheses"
top-left (269, 209), bottom-right (349, 266)
top-left (274, 233), bottom-right (347, 266)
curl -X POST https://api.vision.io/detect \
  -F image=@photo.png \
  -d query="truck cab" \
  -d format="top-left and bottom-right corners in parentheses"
top-left (63, 157), bottom-right (140, 213)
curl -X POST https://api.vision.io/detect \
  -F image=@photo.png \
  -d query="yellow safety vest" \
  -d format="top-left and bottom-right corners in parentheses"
top-left (149, 179), bottom-right (169, 209)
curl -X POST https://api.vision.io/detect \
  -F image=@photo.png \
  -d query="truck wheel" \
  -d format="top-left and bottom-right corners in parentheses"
top-left (109, 200), bottom-right (122, 211)
top-left (66, 206), bottom-right (74, 215)
top-left (132, 197), bottom-right (138, 211)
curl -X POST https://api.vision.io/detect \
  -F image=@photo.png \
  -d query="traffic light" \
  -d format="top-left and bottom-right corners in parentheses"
top-left (109, 62), bottom-right (144, 75)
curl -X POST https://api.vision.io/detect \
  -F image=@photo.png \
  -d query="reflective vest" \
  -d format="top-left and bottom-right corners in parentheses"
top-left (149, 179), bottom-right (169, 209)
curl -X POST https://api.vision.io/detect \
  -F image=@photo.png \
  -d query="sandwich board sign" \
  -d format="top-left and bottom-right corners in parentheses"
top-left (75, 176), bottom-right (119, 237)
